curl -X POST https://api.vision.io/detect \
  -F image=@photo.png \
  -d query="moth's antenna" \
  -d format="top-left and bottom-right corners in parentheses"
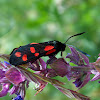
top-left (64, 32), bottom-right (85, 44)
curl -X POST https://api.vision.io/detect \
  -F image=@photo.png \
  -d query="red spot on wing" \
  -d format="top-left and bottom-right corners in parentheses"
top-left (30, 47), bottom-right (35, 53)
top-left (44, 45), bottom-right (54, 51)
top-left (22, 54), bottom-right (27, 61)
top-left (30, 43), bottom-right (39, 45)
top-left (34, 53), bottom-right (39, 57)
top-left (15, 52), bottom-right (21, 57)
top-left (46, 49), bottom-right (56, 55)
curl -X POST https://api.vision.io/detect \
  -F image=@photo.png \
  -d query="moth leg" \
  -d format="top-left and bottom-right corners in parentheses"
top-left (46, 55), bottom-right (57, 65)
top-left (61, 51), bottom-right (63, 57)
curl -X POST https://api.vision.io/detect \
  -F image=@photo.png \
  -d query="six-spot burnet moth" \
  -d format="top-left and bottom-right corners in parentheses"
top-left (9, 32), bottom-right (85, 66)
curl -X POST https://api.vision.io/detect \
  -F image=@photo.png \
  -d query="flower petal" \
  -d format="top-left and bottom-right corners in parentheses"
top-left (78, 72), bottom-right (90, 89)
top-left (29, 60), bottom-right (40, 71)
top-left (0, 77), bottom-right (10, 83)
top-left (91, 71), bottom-right (100, 81)
top-left (49, 58), bottom-right (70, 77)
top-left (9, 86), bottom-right (19, 95)
top-left (0, 69), bottom-right (5, 79)
top-left (39, 58), bottom-right (46, 70)
top-left (93, 56), bottom-right (100, 72)
top-left (79, 52), bottom-right (89, 65)
top-left (69, 46), bottom-right (80, 61)
top-left (73, 78), bottom-right (82, 88)
top-left (47, 69), bottom-right (57, 78)
top-left (5, 68), bottom-right (25, 85)
top-left (0, 83), bottom-right (10, 97)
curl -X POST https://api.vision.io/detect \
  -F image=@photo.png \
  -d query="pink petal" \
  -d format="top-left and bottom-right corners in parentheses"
top-left (0, 83), bottom-right (10, 97)
top-left (49, 58), bottom-right (70, 77)
top-left (5, 68), bottom-right (25, 85)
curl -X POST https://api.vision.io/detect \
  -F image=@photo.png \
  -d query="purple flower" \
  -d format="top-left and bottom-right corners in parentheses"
top-left (73, 72), bottom-right (90, 89)
top-left (66, 46), bottom-right (90, 65)
top-left (49, 58), bottom-right (70, 77)
top-left (0, 61), bottom-right (26, 98)
top-left (0, 83), bottom-right (10, 97)
top-left (66, 46), bottom-right (91, 89)
top-left (73, 78), bottom-right (82, 88)
top-left (5, 68), bottom-right (25, 85)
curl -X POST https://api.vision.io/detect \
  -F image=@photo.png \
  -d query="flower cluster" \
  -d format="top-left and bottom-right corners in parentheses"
top-left (0, 46), bottom-right (99, 100)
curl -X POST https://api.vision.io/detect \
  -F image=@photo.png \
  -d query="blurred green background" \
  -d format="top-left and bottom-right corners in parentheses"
top-left (0, 0), bottom-right (100, 100)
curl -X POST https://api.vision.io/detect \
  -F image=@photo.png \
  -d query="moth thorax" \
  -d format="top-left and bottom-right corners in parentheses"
top-left (61, 43), bottom-right (66, 51)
